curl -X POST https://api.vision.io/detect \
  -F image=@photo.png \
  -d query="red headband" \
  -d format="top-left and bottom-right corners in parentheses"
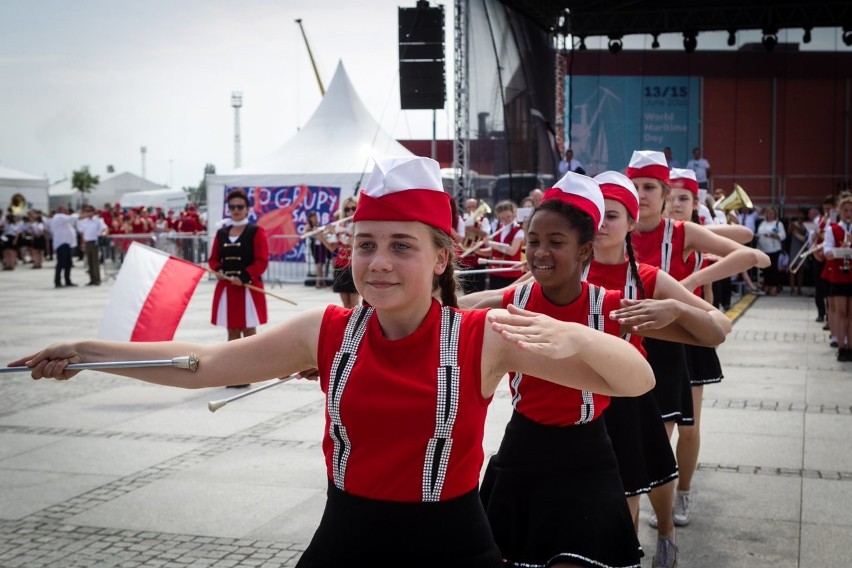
top-left (670, 176), bottom-right (699, 196)
top-left (354, 189), bottom-right (452, 235)
top-left (626, 164), bottom-right (671, 184)
top-left (599, 183), bottom-right (639, 220)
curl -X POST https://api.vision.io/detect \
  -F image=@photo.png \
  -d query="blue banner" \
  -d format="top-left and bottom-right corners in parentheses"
top-left (567, 75), bottom-right (700, 175)
top-left (223, 185), bottom-right (340, 261)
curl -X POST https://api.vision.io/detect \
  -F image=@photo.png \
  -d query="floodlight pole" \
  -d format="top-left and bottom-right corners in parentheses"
top-left (231, 91), bottom-right (243, 169)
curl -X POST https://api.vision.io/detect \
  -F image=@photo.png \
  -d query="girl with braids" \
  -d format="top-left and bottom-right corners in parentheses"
top-left (587, 171), bottom-right (731, 568)
top-left (463, 172), bottom-right (715, 568)
top-left (626, 151), bottom-right (768, 560)
top-left (12, 157), bottom-right (654, 568)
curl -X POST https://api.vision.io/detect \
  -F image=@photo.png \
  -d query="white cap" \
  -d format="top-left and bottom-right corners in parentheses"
top-left (543, 171), bottom-right (606, 230)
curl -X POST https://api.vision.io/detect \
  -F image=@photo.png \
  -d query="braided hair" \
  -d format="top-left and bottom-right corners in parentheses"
top-left (427, 226), bottom-right (461, 308)
top-left (624, 231), bottom-right (648, 299)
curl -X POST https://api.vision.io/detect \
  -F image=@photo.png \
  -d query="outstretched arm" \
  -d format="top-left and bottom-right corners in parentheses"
top-left (480, 305), bottom-right (654, 399)
top-left (10, 308), bottom-right (325, 388)
top-left (681, 223), bottom-right (769, 291)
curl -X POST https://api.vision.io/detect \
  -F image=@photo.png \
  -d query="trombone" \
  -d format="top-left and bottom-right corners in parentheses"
top-left (789, 243), bottom-right (822, 274)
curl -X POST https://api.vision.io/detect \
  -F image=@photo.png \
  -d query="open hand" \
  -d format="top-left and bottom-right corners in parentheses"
top-left (610, 298), bottom-right (678, 332)
top-left (487, 304), bottom-right (583, 358)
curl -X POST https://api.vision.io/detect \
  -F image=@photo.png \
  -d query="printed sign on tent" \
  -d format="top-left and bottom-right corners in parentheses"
top-left (223, 185), bottom-right (340, 261)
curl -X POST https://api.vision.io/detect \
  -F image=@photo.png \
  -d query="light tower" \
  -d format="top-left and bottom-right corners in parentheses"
top-left (140, 146), bottom-right (147, 179)
top-left (231, 91), bottom-right (243, 169)
top-left (452, 0), bottom-right (470, 202)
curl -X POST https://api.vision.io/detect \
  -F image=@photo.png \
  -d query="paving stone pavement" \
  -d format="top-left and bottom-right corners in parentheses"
top-left (1, 259), bottom-right (851, 567)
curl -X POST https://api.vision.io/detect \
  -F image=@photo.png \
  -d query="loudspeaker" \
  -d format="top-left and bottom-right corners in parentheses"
top-left (399, 3), bottom-right (445, 110)
top-left (399, 61), bottom-right (445, 109)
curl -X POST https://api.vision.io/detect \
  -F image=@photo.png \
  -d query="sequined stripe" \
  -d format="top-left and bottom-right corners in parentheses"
top-left (422, 307), bottom-right (462, 502)
top-left (693, 250), bottom-right (703, 274)
top-left (577, 285), bottom-right (605, 424)
top-left (327, 306), bottom-right (374, 491)
top-left (622, 265), bottom-right (637, 344)
top-left (661, 219), bottom-right (674, 273)
top-left (508, 284), bottom-right (533, 411)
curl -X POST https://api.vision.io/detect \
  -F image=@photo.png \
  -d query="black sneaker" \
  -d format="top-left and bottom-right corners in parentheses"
top-left (816, 315), bottom-right (826, 323)
top-left (65, 282), bottom-right (78, 287)
top-left (838, 348), bottom-right (849, 362)
top-left (227, 384), bottom-right (250, 389)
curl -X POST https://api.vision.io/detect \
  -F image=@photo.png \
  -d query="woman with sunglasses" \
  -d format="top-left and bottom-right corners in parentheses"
top-left (12, 157), bottom-right (654, 567)
top-left (332, 196), bottom-right (360, 308)
top-left (208, 189), bottom-right (269, 387)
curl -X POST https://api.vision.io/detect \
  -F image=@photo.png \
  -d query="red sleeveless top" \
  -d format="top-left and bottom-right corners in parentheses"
top-left (493, 223), bottom-right (525, 278)
top-left (501, 281), bottom-right (620, 426)
top-left (632, 219), bottom-right (693, 282)
top-left (317, 300), bottom-right (492, 502)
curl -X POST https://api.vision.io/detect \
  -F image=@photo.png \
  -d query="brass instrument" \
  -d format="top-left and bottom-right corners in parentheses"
top-left (714, 184), bottom-right (753, 212)
top-left (789, 243), bottom-right (823, 274)
top-left (462, 200), bottom-right (491, 248)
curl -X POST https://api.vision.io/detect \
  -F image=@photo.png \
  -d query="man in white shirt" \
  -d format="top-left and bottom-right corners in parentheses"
top-left (48, 205), bottom-right (78, 288)
top-left (685, 147), bottom-right (711, 189)
top-left (558, 149), bottom-right (584, 175)
top-left (77, 205), bottom-right (109, 285)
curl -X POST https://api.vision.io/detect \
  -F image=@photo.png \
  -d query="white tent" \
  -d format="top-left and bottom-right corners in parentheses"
top-left (205, 61), bottom-right (414, 231)
top-left (49, 171), bottom-right (166, 211)
top-left (0, 165), bottom-right (49, 213)
top-left (120, 188), bottom-right (187, 211)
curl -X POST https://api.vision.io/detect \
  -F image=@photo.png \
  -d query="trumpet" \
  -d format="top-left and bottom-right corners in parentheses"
top-left (789, 243), bottom-right (823, 274)
top-left (462, 201), bottom-right (491, 248)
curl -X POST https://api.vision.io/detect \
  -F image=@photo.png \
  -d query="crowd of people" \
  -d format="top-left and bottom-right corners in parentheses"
top-left (0, 196), bottom-right (208, 287)
top-left (11, 149), bottom-right (846, 568)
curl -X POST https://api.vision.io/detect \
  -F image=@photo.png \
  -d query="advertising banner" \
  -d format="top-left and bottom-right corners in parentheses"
top-left (223, 185), bottom-right (340, 261)
top-left (567, 76), bottom-right (700, 175)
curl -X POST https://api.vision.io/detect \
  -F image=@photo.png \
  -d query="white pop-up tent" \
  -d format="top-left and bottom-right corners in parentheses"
top-left (205, 61), bottom-right (414, 231)
top-left (0, 165), bottom-right (49, 212)
top-left (120, 187), bottom-right (188, 211)
top-left (49, 171), bottom-right (166, 211)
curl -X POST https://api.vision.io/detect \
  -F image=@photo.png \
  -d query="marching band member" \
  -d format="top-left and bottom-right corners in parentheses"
top-left (11, 156), bottom-right (654, 567)
top-left (588, 171), bottom-right (730, 568)
top-left (208, 188), bottom-right (269, 388)
top-left (459, 198), bottom-right (490, 293)
top-left (331, 196), bottom-right (360, 309)
top-left (626, 150), bottom-right (768, 558)
top-left (483, 200), bottom-right (525, 290)
top-left (821, 195), bottom-right (852, 361)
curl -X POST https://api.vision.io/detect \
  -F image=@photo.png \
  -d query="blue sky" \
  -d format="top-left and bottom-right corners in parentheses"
top-left (1, 1), bottom-right (847, 192)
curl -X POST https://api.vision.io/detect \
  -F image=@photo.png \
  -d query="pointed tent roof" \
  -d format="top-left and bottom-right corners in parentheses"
top-left (0, 165), bottom-right (46, 183)
top-left (232, 61), bottom-right (413, 175)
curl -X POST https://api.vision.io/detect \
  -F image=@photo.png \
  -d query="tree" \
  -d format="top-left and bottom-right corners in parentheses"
top-left (183, 163), bottom-right (215, 207)
top-left (71, 166), bottom-right (100, 208)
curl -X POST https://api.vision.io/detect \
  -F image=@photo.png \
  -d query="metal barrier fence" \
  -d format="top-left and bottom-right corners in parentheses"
top-left (102, 233), bottom-right (313, 286)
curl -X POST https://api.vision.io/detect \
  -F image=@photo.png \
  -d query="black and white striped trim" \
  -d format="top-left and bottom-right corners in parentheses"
top-left (422, 307), bottom-right (463, 501)
top-left (508, 284), bottom-right (534, 411)
top-left (661, 218), bottom-right (675, 273)
top-left (577, 285), bottom-right (606, 424)
top-left (327, 305), bottom-right (374, 491)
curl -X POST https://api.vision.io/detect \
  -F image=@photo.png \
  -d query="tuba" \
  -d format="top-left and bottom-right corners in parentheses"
top-left (714, 184), bottom-right (753, 212)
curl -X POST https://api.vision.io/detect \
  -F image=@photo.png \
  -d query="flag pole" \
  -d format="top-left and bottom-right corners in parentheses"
top-left (206, 268), bottom-right (298, 305)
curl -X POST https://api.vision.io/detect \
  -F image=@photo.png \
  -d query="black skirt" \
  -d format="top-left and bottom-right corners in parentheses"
top-left (643, 338), bottom-right (694, 425)
top-left (481, 411), bottom-right (642, 568)
top-left (685, 344), bottom-right (724, 386)
top-left (332, 266), bottom-right (357, 294)
top-left (604, 393), bottom-right (679, 496)
top-left (297, 480), bottom-right (502, 567)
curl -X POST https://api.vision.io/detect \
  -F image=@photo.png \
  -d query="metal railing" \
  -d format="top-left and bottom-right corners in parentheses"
top-left (101, 232), bottom-right (317, 286)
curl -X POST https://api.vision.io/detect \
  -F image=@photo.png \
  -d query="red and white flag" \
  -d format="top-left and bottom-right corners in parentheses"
top-left (98, 242), bottom-right (205, 341)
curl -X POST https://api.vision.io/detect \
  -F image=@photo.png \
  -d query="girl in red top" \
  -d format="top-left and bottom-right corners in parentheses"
top-left (14, 157), bottom-right (654, 568)
top-left (331, 196), bottom-right (360, 308)
top-left (483, 200), bottom-right (526, 289)
top-left (821, 195), bottom-right (852, 361)
top-left (465, 172), bottom-right (701, 568)
top-left (626, 150), bottom-right (768, 545)
top-left (588, 170), bottom-right (731, 566)
top-left (208, 189), bottom-right (269, 341)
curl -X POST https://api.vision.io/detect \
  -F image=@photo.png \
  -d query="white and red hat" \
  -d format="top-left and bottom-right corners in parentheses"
top-left (594, 171), bottom-right (639, 220)
top-left (353, 156), bottom-right (452, 235)
top-left (669, 168), bottom-right (699, 196)
top-left (626, 150), bottom-right (670, 184)
top-left (542, 171), bottom-right (605, 230)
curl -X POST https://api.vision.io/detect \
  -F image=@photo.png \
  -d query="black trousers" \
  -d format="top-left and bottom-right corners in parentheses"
top-left (54, 244), bottom-right (72, 286)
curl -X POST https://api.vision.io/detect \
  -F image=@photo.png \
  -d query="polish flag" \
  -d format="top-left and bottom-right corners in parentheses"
top-left (97, 242), bottom-right (205, 341)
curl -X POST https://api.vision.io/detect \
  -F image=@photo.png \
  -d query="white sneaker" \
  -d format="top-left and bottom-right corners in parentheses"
top-left (673, 491), bottom-right (691, 527)
top-left (652, 536), bottom-right (679, 568)
top-left (647, 510), bottom-right (658, 528)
